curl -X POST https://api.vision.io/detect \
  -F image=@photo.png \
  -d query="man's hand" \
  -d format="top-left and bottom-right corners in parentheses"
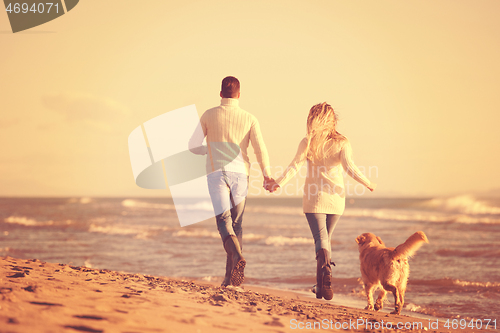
top-left (263, 177), bottom-right (280, 193)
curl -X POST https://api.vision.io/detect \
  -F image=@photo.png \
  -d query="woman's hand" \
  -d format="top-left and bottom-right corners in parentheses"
top-left (263, 177), bottom-right (280, 193)
top-left (367, 182), bottom-right (377, 192)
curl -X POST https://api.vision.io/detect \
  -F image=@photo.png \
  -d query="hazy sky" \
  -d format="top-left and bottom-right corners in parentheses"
top-left (1, 0), bottom-right (500, 198)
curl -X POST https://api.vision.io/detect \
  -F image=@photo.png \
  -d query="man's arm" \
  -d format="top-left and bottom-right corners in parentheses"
top-left (188, 121), bottom-right (208, 155)
top-left (249, 118), bottom-right (271, 178)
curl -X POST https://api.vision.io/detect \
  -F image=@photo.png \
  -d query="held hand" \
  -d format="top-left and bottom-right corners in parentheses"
top-left (263, 177), bottom-right (280, 193)
top-left (268, 181), bottom-right (280, 193)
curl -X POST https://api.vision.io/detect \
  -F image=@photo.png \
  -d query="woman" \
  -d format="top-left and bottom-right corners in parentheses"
top-left (266, 102), bottom-right (376, 300)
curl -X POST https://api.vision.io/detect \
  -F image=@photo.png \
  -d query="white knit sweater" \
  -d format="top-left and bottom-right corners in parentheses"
top-left (276, 137), bottom-right (373, 215)
top-left (189, 98), bottom-right (271, 177)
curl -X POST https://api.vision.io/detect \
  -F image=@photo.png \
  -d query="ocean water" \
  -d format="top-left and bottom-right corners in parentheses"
top-left (1, 195), bottom-right (499, 321)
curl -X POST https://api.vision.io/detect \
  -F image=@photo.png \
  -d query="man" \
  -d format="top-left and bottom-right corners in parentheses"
top-left (189, 76), bottom-right (275, 286)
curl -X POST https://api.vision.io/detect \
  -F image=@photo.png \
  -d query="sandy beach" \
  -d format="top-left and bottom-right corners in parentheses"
top-left (1, 256), bottom-right (486, 333)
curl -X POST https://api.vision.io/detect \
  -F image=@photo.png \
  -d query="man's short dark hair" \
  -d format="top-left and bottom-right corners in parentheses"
top-left (221, 76), bottom-right (240, 98)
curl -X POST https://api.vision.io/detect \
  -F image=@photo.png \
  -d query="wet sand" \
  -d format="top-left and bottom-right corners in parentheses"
top-left (0, 256), bottom-right (481, 332)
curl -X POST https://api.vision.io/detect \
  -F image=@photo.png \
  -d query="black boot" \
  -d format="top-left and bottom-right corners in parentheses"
top-left (317, 249), bottom-right (333, 300)
top-left (223, 235), bottom-right (246, 286)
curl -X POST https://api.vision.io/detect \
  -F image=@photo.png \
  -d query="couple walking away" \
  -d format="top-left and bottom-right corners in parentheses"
top-left (189, 76), bottom-right (376, 300)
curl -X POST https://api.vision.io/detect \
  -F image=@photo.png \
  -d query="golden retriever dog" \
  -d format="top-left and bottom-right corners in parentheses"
top-left (355, 231), bottom-right (428, 315)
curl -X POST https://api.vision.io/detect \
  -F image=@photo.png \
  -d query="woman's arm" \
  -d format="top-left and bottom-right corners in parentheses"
top-left (341, 140), bottom-right (376, 191)
top-left (274, 137), bottom-right (308, 189)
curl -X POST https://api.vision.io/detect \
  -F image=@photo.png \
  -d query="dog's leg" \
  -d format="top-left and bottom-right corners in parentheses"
top-left (398, 289), bottom-right (404, 315)
top-left (374, 289), bottom-right (387, 311)
top-left (382, 283), bottom-right (402, 315)
top-left (397, 275), bottom-right (408, 315)
top-left (396, 285), bottom-right (405, 314)
top-left (364, 283), bottom-right (375, 310)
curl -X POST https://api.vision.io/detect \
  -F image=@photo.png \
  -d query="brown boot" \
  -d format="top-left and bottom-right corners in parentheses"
top-left (221, 254), bottom-right (232, 287)
top-left (223, 235), bottom-right (246, 286)
top-left (317, 249), bottom-right (333, 300)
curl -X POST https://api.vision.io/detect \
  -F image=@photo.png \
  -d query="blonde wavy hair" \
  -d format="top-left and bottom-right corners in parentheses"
top-left (305, 102), bottom-right (345, 161)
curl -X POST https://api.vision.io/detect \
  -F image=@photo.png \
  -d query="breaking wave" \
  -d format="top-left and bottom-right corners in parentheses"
top-left (172, 229), bottom-right (265, 241)
top-left (245, 195), bottom-right (500, 224)
top-left (88, 222), bottom-right (169, 239)
top-left (246, 205), bottom-right (303, 216)
top-left (419, 195), bottom-right (500, 215)
top-left (436, 248), bottom-right (500, 258)
top-left (265, 236), bottom-right (312, 246)
top-left (122, 199), bottom-right (214, 212)
top-left (343, 208), bottom-right (500, 224)
top-left (342, 195), bottom-right (500, 224)
top-left (172, 229), bottom-right (220, 238)
top-left (410, 278), bottom-right (500, 291)
top-left (4, 216), bottom-right (73, 227)
top-left (121, 199), bottom-right (175, 210)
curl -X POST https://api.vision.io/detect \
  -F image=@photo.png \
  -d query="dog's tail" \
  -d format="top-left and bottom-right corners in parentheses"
top-left (392, 231), bottom-right (429, 260)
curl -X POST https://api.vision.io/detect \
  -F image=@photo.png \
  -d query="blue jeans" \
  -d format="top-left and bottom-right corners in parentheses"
top-left (305, 213), bottom-right (341, 255)
top-left (207, 171), bottom-right (248, 242)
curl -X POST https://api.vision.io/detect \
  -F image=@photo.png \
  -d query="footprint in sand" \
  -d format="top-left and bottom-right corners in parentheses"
top-left (69, 314), bottom-right (106, 333)
top-left (73, 315), bottom-right (105, 321)
top-left (264, 317), bottom-right (285, 327)
top-left (7, 272), bottom-right (26, 278)
top-left (30, 301), bottom-right (63, 306)
top-left (0, 288), bottom-right (13, 294)
top-left (64, 325), bottom-right (103, 333)
top-left (23, 285), bottom-right (37, 292)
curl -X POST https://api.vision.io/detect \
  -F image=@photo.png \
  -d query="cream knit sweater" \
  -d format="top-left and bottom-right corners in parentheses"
top-left (189, 98), bottom-right (271, 178)
top-left (276, 137), bottom-right (373, 215)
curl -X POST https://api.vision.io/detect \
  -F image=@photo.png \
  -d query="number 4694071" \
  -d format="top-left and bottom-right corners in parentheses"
top-left (444, 319), bottom-right (496, 330)
top-left (5, 3), bottom-right (59, 14)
